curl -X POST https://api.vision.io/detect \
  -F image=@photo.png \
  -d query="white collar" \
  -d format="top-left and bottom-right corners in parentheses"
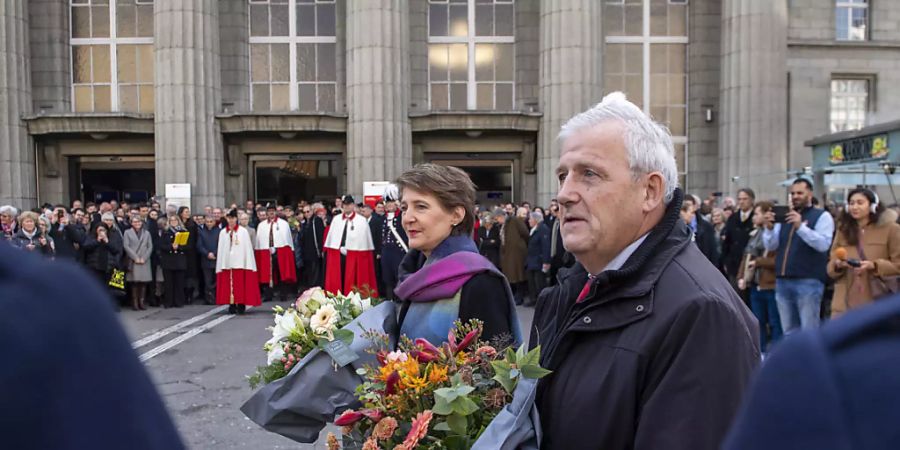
top-left (594, 233), bottom-right (650, 275)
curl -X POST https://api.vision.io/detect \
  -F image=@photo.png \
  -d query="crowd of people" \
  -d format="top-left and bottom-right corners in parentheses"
top-left (0, 189), bottom-right (572, 314)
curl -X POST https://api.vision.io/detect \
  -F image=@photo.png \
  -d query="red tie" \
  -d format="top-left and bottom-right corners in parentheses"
top-left (576, 278), bottom-right (593, 303)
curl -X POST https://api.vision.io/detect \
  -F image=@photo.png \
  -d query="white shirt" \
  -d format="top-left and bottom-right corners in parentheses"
top-left (593, 233), bottom-right (650, 276)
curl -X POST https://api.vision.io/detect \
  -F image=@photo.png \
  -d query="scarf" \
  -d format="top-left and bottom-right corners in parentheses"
top-left (395, 235), bottom-right (523, 346)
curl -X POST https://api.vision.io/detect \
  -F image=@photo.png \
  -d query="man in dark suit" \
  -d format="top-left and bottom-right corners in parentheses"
top-left (0, 241), bottom-right (184, 450)
top-left (682, 195), bottom-right (720, 266)
top-left (524, 211), bottom-right (551, 306)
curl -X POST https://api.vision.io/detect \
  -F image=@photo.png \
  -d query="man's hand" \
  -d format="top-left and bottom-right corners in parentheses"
top-left (737, 278), bottom-right (746, 290)
top-left (785, 210), bottom-right (804, 230)
top-left (340, 246), bottom-right (347, 256)
top-left (207, 252), bottom-right (215, 260)
top-left (542, 263), bottom-right (551, 273)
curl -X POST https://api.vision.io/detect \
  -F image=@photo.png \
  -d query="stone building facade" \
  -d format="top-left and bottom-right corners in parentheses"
top-left (1, 0), bottom-right (898, 209)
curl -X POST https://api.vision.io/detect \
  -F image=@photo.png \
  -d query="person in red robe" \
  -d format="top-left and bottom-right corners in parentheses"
top-left (216, 209), bottom-right (261, 314)
top-left (255, 204), bottom-right (297, 302)
top-left (323, 196), bottom-right (378, 297)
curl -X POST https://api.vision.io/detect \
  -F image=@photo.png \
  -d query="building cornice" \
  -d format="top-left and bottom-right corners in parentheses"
top-left (788, 39), bottom-right (900, 50)
top-left (216, 113), bottom-right (349, 134)
top-left (409, 111), bottom-right (542, 132)
top-left (23, 113), bottom-right (154, 135)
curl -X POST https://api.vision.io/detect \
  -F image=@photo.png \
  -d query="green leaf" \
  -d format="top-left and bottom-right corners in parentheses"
top-left (456, 385), bottom-right (475, 396)
top-left (447, 413), bottom-right (468, 435)
top-left (333, 329), bottom-right (355, 345)
top-left (491, 361), bottom-right (516, 394)
top-left (505, 347), bottom-right (517, 363)
top-left (433, 396), bottom-right (454, 415)
top-left (451, 396), bottom-right (480, 416)
top-left (519, 345), bottom-right (542, 367)
top-left (433, 422), bottom-right (452, 432)
top-left (509, 368), bottom-right (520, 379)
top-left (435, 387), bottom-right (460, 403)
top-left (520, 365), bottom-right (552, 379)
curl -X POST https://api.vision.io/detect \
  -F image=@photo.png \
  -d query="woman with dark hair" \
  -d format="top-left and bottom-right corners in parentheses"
top-left (82, 222), bottom-right (125, 309)
top-left (394, 163), bottom-right (521, 344)
top-left (828, 188), bottom-right (900, 318)
top-left (177, 206), bottom-right (201, 303)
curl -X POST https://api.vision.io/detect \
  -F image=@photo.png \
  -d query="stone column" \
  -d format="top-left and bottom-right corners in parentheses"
top-left (345, 0), bottom-right (411, 198)
top-left (29, 0), bottom-right (70, 113)
top-left (218, 0), bottom-right (249, 112)
top-left (537, 0), bottom-right (603, 206)
top-left (719, 0), bottom-right (788, 200)
top-left (154, 0), bottom-right (224, 209)
top-left (0, 0), bottom-right (36, 207)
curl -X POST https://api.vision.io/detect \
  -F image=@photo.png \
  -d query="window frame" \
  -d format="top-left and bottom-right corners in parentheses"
top-left (604, 0), bottom-right (689, 188)
top-left (835, 0), bottom-right (869, 42)
top-left (426, 0), bottom-right (516, 111)
top-left (70, 0), bottom-right (154, 113)
top-left (829, 75), bottom-right (874, 133)
top-left (247, 0), bottom-right (338, 112)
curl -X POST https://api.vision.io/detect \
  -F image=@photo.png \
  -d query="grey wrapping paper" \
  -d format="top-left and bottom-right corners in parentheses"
top-left (471, 376), bottom-right (542, 450)
top-left (240, 301), bottom-right (398, 443)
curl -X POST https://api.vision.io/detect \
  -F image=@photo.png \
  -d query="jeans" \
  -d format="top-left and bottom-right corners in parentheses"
top-left (775, 278), bottom-right (824, 335)
top-left (750, 287), bottom-right (782, 352)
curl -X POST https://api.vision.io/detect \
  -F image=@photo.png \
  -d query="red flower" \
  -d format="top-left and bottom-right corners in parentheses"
top-left (447, 328), bottom-right (458, 353)
top-left (384, 371), bottom-right (400, 395)
top-left (457, 329), bottom-right (479, 352)
top-left (334, 409), bottom-right (364, 426)
top-left (410, 350), bottom-right (437, 363)
top-left (360, 408), bottom-right (384, 422)
top-left (402, 410), bottom-right (433, 449)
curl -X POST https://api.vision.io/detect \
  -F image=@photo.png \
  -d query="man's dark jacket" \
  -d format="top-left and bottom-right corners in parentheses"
top-left (48, 223), bottom-right (85, 260)
top-left (724, 294), bottom-right (900, 450)
top-left (525, 221), bottom-right (551, 271)
top-left (693, 212), bottom-right (721, 266)
top-left (530, 190), bottom-right (760, 450)
top-left (0, 242), bottom-right (185, 449)
top-left (196, 224), bottom-right (222, 270)
top-left (721, 210), bottom-right (755, 276)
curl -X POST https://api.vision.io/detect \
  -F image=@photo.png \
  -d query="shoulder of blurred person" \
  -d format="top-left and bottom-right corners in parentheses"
top-left (0, 242), bottom-right (185, 450)
top-left (724, 294), bottom-right (900, 450)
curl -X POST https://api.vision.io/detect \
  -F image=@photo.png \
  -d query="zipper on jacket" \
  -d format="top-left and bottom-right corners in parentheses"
top-left (780, 227), bottom-right (795, 277)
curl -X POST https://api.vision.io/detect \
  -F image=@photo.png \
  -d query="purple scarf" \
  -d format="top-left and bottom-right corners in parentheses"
top-left (395, 236), bottom-right (498, 302)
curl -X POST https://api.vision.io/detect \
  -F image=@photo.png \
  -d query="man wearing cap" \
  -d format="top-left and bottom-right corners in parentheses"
top-left (323, 195), bottom-right (378, 297)
top-left (216, 209), bottom-right (261, 314)
top-left (377, 185), bottom-right (408, 299)
top-left (255, 204), bottom-right (297, 302)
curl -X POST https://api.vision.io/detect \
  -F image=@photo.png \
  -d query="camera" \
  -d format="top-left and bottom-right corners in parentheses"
top-left (847, 259), bottom-right (862, 268)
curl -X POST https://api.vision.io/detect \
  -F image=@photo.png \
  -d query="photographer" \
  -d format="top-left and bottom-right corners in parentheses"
top-left (48, 207), bottom-right (85, 261)
top-left (762, 178), bottom-right (834, 334)
top-left (10, 211), bottom-right (53, 256)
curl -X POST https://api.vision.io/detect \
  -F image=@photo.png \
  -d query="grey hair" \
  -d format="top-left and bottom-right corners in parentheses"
top-left (529, 211), bottom-right (544, 222)
top-left (0, 205), bottom-right (18, 216)
top-left (557, 91), bottom-right (679, 204)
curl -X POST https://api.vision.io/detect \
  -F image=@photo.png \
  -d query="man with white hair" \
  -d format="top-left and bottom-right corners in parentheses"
top-left (1, 205), bottom-right (19, 240)
top-left (530, 92), bottom-right (759, 450)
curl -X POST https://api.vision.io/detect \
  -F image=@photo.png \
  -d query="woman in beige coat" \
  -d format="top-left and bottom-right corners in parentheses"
top-left (123, 216), bottom-right (154, 310)
top-left (828, 188), bottom-right (900, 318)
top-left (497, 207), bottom-right (530, 304)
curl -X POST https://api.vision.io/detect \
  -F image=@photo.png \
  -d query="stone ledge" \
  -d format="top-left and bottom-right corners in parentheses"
top-left (409, 111), bottom-right (542, 132)
top-left (23, 113), bottom-right (154, 135)
top-left (788, 39), bottom-right (900, 50)
top-left (216, 113), bottom-right (349, 134)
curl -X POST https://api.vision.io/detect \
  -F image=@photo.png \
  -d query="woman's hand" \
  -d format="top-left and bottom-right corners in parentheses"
top-left (855, 260), bottom-right (876, 275)
top-left (833, 259), bottom-right (849, 271)
top-left (737, 278), bottom-right (746, 290)
top-left (172, 243), bottom-right (179, 250)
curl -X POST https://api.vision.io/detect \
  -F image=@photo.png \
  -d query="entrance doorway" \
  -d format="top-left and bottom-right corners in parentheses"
top-left (431, 159), bottom-right (514, 206)
top-left (72, 156), bottom-right (155, 204)
top-left (251, 155), bottom-right (342, 206)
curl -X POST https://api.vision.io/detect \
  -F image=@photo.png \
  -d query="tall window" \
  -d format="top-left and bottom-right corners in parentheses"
top-left (836, 0), bottom-right (868, 41)
top-left (249, 0), bottom-right (337, 112)
top-left (604, 0), bottom-right (688, 188)
top-left (70, 0), bottom-right (155, 113)
top-left (830, 78), bottom-right (870, 132)
top-left (427, 0), bottom-right (515, 111)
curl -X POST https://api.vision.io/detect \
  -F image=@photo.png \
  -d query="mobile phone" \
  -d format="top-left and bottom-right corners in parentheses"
top-left (772, 206), bottom-right (791, 223)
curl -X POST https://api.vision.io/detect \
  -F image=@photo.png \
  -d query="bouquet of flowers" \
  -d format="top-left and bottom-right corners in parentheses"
top-left (326, 319), bottom-right (550, 450)
top-left (248, 287), bottom-right (377, 388)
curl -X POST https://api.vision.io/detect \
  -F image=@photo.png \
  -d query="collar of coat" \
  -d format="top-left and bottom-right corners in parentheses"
top-left (560, 188), bottom-right (690, 307)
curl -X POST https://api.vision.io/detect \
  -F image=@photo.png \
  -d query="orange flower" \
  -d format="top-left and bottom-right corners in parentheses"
top-left (326, 432), bottom-right (340, 450)
top-left (427, 365), bottom-right (449, 385)
top-left (402, 410), bottom-right (433, 449)
top-left (362, 436), bottom-right (381, 450)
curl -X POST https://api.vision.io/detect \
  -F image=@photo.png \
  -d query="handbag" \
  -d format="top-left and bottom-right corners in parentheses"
top-left (856, 236), bottom-right (900, 300)
top-left (108, 268), bottom-right (126, 292)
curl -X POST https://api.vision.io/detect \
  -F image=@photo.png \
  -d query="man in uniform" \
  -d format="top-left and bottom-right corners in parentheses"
top-left (255, 204), bottom-right (297, 302)
top-left (377, 185), bottom-right (408, 299)
top-left (323, 196), bottom-right (378, 297)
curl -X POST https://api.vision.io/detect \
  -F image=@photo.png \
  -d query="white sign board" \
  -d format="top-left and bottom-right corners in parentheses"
top-left (165, 183), bottom-right (192, 210)
top-left (363, 181), bottom-right (391, 196)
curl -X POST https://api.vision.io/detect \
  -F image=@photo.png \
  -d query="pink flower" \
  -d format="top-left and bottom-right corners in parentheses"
top-left (360, 409), bottom-right (384, 422)
top-left (372, 416), bottom-right (398, 441)
top-left (362, 437), bottom-right (380, 450)
top-left (402, 410), bottom-right (433, 450)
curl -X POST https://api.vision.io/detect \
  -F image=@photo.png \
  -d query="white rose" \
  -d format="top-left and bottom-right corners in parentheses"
top-left (309, 303), bottom-right (339, 337)
top-left (266, 346), bottom-right (285, 366)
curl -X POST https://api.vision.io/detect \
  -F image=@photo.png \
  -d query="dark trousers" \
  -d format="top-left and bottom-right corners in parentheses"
top-left (163, 269), bottom-right (186, 307)
top-left (526, 269), bottom-right (548, 306)
top-left (262, 254), bottom-right (294, 302)
top-left (380, 247), bottom-right (405, 300)
top-left (202, 267), bottom-right (216, 305)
